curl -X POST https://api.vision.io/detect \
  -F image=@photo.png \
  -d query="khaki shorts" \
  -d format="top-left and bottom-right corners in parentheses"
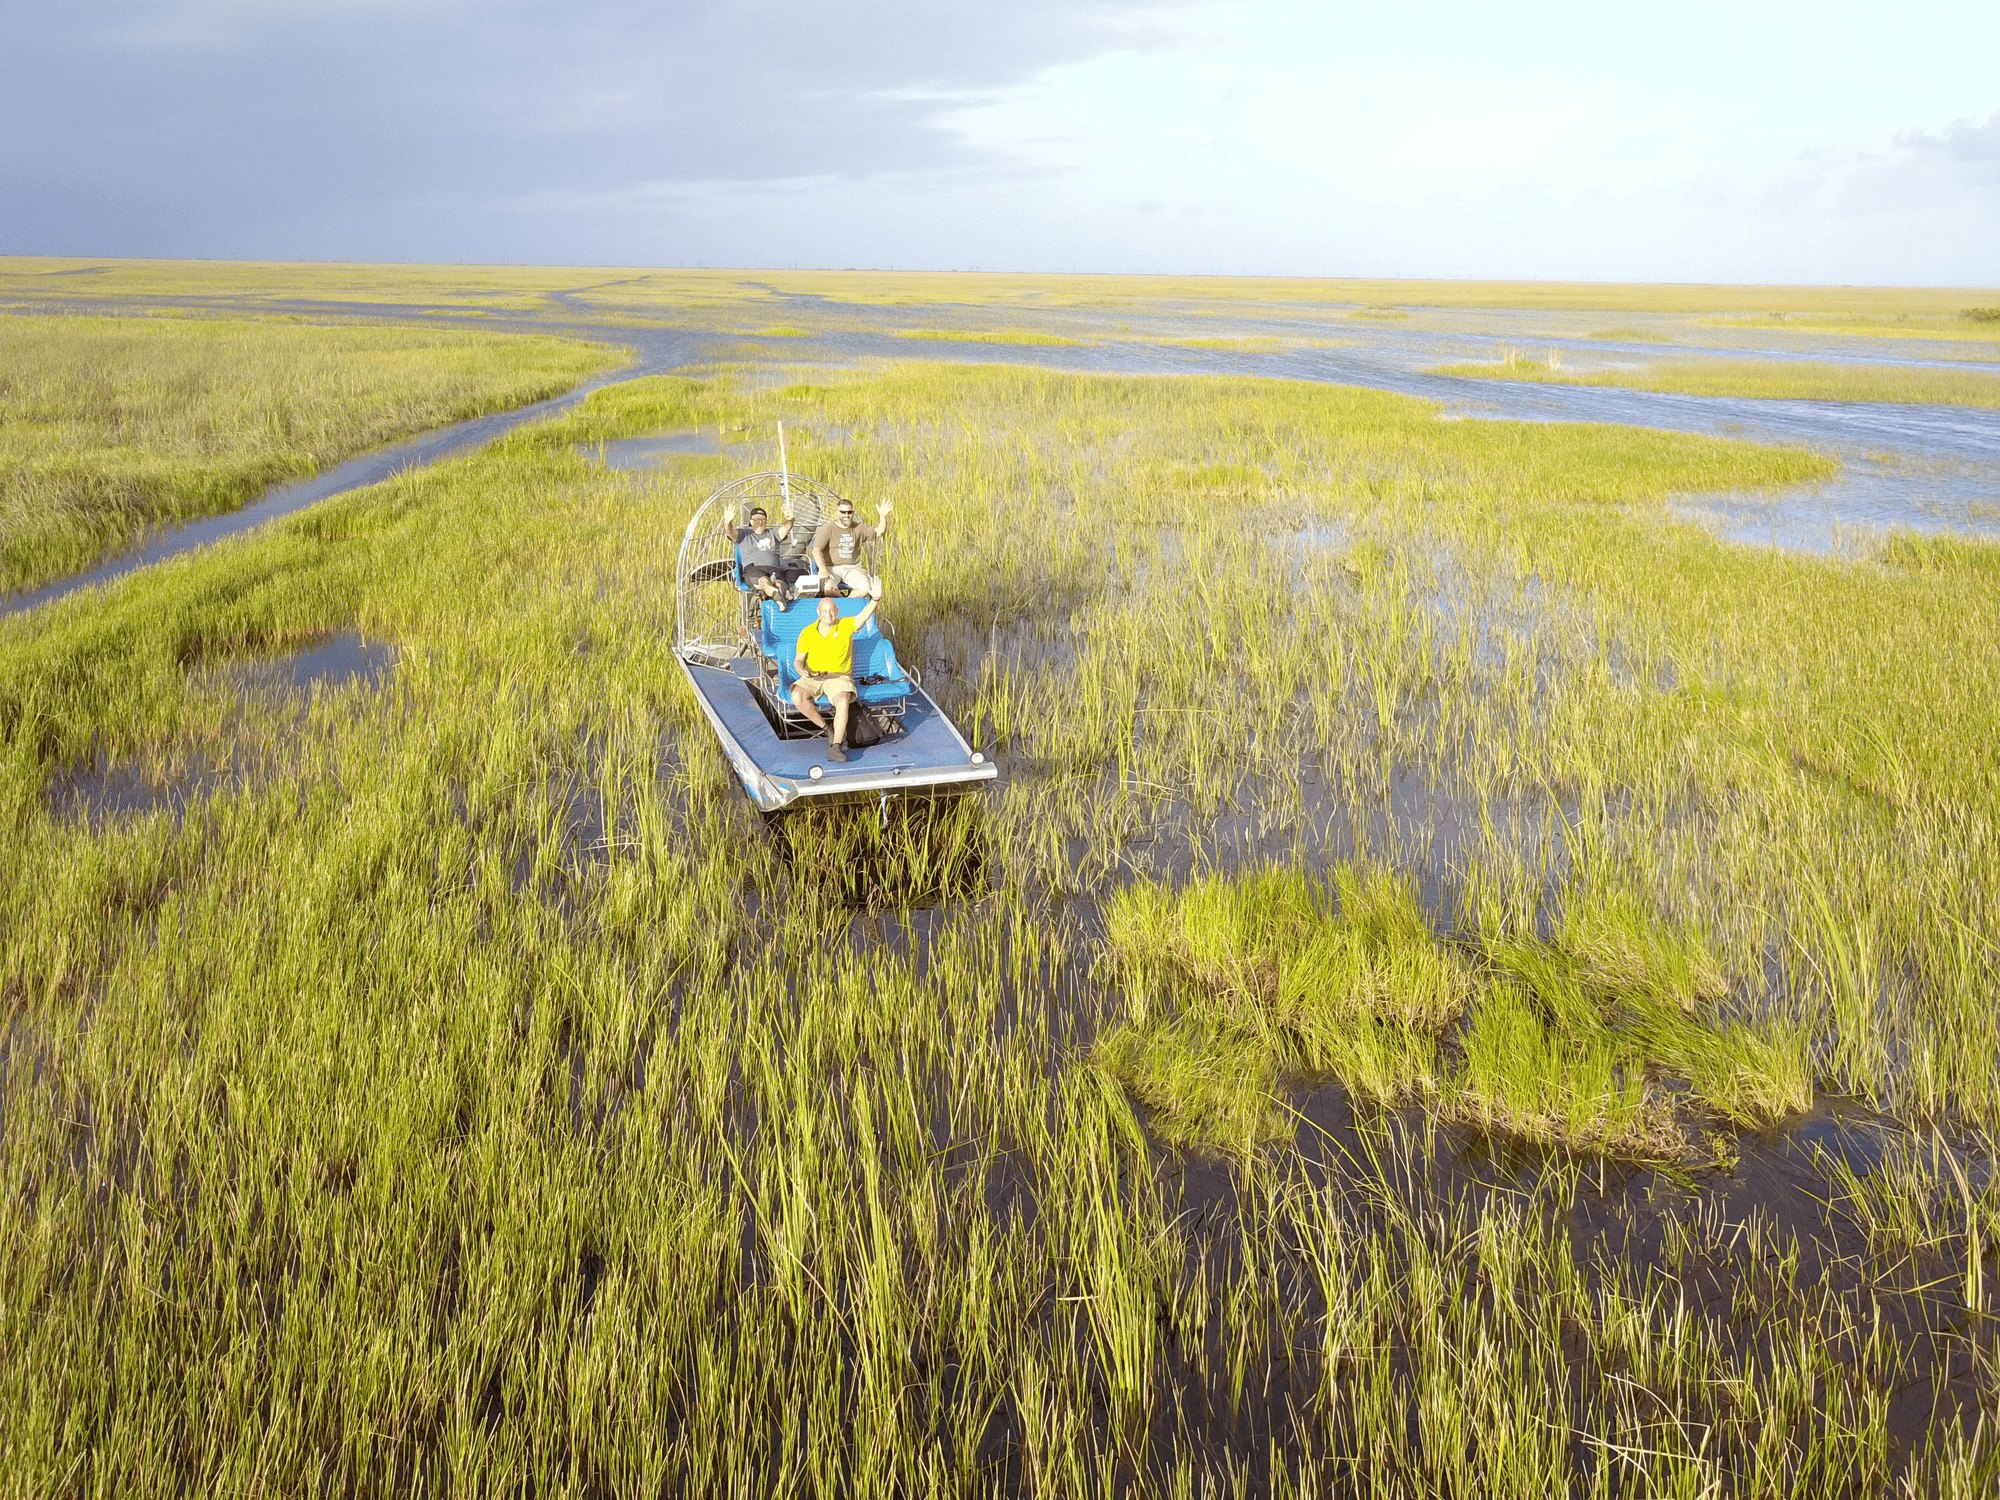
top-left (825, 564), bottom-right (876, 595)
top-left (795, 672), bottom-right (855, 702)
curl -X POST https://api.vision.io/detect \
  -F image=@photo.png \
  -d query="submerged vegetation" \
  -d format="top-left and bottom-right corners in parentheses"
top-left (895, 328), bottom-right (1087, 347)
top-left (1435, 352), bottom-right (2000, 408)
top-left (1, 288), bottom-right (1998, 1492)
top-left (0, 314), bottom-right (614, 590)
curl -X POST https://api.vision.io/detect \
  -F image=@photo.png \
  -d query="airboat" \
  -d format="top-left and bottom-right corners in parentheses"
top-left (672, 430), bottom-right (997, 812)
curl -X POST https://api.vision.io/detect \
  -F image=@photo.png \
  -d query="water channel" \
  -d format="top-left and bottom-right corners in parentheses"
top-left (5, 290), bottom-right (1998, 622)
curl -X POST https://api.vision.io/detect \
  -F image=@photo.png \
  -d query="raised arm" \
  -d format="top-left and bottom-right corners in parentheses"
top-left (854, 594), bottom-right (879, 631)
top-left (874, 499), bottom-right (893, 539)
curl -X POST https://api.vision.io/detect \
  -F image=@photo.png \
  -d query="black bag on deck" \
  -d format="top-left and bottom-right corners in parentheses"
top-left (844, 705), bottom-right (885, 749)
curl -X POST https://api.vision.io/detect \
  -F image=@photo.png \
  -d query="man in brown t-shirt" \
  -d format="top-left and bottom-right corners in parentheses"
top-left (811, 496), bottom-right (892, 596)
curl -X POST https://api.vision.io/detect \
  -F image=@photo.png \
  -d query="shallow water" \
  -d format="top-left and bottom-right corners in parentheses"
top-left (46, 632), bottom-right (396, 823)
top-left (10, 289), bottom-right (1998, 605)
top-left (220, 631), bottom-right (396, 695)
top-left (587, 429), bottom-right (727, 467)
top-left (1670, 450), bottom-right (2000, 554)
top-left (45, 755), bottom-right (234, 826)
top-left (1067, 953), bottom-right (1996, 1471)
top-left (822, 326), bottom-right (2000, 553)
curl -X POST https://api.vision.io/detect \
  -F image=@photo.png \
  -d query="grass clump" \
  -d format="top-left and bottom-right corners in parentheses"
top-left (1879, 531), bottom-right (2000, 583)
top-left (1452, 982), bottom-right (1668, 1156)
top-left (1099, 867), bottom-right (1808, 1158)
top-left (1484, 893), bottom-right (1811, 1132)
top-left (1096, 866), bottom-right (1469, 1144)
top-left (1297, 865), bottom-right (1472, 1032)
top-left (1094, 1016), bottom-right (1287, 1150)
top-left (1700, 311), bottom-right (2000, 345)
top-left (1554, 884), bottom-right (1726, 1012)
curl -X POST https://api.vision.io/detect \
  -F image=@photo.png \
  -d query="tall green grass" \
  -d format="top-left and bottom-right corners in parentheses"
top-left (0, 314), bottom-right (616, 589)
top-left (0, 348), bottom-right (1995, 1492)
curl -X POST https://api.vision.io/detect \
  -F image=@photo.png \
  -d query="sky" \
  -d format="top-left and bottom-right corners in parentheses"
top-left (2, 0), bottom-right (1996, 284)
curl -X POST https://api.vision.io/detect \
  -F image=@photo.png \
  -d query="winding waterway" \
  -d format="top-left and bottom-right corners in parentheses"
top-left (6, 288), bottom-right (1998, 621)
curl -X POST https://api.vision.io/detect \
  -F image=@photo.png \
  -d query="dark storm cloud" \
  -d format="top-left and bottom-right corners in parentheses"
top-left (0, 0), bottom-right (1172, 258)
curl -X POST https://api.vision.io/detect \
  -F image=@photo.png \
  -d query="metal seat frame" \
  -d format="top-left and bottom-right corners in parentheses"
top-left (676, 465), bottom-right (907, 738)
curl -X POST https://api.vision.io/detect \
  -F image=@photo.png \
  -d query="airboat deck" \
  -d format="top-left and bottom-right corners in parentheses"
top-left (672, 449), bottom-right (997, 812)
top-left (678, 654), bottom-right (993, 811)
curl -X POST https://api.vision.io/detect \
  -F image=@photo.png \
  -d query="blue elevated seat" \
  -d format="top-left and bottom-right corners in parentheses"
top-left (756, 598), bottom-right (912, 718)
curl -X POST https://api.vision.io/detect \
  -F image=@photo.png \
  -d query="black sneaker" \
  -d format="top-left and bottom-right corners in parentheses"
top-left (827, 742), bottom-right (849, 763)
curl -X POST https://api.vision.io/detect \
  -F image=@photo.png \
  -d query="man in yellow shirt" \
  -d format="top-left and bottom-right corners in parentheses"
top-left (791, 586), bottom-right (879, 761)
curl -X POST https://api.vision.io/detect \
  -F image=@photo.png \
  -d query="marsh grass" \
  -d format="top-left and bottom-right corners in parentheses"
top-left (1121, 334), bottom-right (1351, 352)
top-left (1097, 864), bottom-right (1807, 1160)
top-left (1709, 310), bottom-right (2000, 346)
top-left (2, 338), bottom-right (1997, 1491)
top-left (894, 328), bottom-right (1087, 348)
top-left (0, 314), bottom-right (613, 590)
top-left (9, 254), bottom-right (1995, 324)
top-left (1435, 353), bottom-right (2000, 409)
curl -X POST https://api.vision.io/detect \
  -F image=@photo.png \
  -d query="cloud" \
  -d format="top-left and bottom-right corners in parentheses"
top-left (1896, 109), bottom-right (2000, 168)
top-left (0, 1), bottom-right (1179, 257)
top-left (1792, 108), bottom-right (2000, 227)
top-left (4, 0), bottom-right (1996, 279)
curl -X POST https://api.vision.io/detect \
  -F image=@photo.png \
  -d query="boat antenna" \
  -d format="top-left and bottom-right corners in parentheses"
top-left (777, 421), bottom-right (793, 517)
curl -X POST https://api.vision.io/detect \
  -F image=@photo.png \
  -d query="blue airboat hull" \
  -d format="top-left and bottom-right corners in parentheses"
top-left (677, 655), bottom-right (996, 812)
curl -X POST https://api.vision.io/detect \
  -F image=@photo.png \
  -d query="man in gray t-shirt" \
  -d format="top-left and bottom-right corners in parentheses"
top-left (811, 496), bottom-right (893, 596)
top-left (721, 506), bottom-right (788, 606)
